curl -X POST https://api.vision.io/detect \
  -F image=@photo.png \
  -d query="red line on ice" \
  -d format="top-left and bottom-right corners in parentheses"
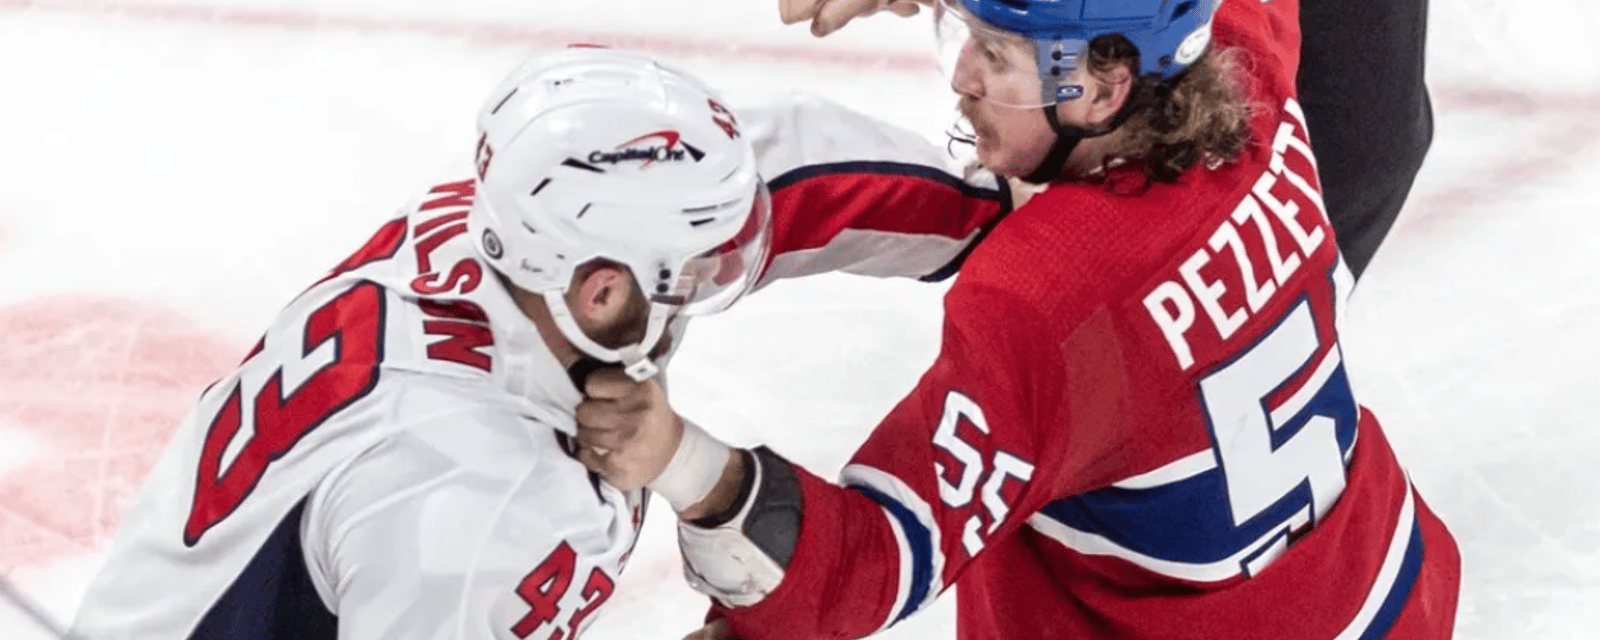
top-left (8, 0), bottom-right (1598, 116)
top-left (0, 297), bottom-right (238, 571)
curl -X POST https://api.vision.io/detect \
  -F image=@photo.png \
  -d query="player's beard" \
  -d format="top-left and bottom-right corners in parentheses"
top-left (590, 288), bottom-right (674, 359)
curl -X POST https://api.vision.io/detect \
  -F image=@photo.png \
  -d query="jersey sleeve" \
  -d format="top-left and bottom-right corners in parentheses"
top-left (741, 94), bottom-right (1013, 285)
top-left (300, 381), bottom-right (630, 640)
top-left (711, 282), bottom-right (1092, 640)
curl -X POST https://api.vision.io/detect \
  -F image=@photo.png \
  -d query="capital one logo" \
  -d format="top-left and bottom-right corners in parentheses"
top-left (588, 130), bottom-right (706, 168)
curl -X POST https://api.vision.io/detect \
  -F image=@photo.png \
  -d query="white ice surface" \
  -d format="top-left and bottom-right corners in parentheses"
top-left (1, 0), bottom-right (1597, 638)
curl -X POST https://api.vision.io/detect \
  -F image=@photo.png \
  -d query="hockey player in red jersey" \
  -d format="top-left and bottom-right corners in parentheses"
top-left (782, 0), bottom-right (1436, 281)
top-left (574, 1), bottom-right (1463, 639)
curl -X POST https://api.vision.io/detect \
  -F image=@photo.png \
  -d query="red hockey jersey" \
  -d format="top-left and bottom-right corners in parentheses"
top-left (718, 0), bottom-right (1461, 638)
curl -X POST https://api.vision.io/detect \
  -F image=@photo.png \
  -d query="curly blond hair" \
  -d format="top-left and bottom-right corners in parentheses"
top-left (1086, 35), bottom-right (1252, 183)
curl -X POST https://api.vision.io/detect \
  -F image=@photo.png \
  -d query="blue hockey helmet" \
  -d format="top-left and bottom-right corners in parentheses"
top-left (934, 0), bottom-right (1222, 108)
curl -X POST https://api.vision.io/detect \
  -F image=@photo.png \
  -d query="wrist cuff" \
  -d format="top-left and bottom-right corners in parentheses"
top-left (649, 419), bottom-right (732, 513)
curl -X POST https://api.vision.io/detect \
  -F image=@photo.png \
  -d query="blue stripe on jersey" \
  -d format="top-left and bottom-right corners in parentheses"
top-left (1358, 513), bottom-right (1426, 640)
top-left (189, 499), bottom-right (336, 640)
top-left (764, 160), bottom-right (1012, 283)
top-left (1039, 468), bottom-right (1309, 565)
top-left (849, 484), bottom-right (936, 626)
top-left (1038, 455), bottom-right (1346, 567)
top-left (1037, 361), bottom-right (1360, 569)
top-left (1289, 363), bottom-right (1360, 454)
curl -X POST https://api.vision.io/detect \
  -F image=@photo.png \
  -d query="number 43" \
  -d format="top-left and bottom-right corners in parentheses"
top-left (511, 541), bottom-right (615, 640)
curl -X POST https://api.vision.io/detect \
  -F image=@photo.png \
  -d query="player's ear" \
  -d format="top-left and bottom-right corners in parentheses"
top-left (569, 262), bottom-right (631, 325)
top-left (1084, 63), bottom-right (1133, 127)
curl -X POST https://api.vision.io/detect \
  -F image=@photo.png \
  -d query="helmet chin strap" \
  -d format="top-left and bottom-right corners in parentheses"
top-left (1019, 83), bottom-right (1149, 184)
top-left (541, 289), bottom-right (668, 382)
top-left (1020, 108), bottom-right (1090, 185)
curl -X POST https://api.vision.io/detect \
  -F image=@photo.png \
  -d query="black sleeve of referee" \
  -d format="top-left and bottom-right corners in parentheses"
top-left (1296, 0), bottom-right (1433, 280)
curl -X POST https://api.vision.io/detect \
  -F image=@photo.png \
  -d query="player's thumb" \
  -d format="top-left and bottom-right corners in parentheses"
top-left (885, 0), bottom-right (923, 18)
top-left (580, 366), bottom-right (638, 401)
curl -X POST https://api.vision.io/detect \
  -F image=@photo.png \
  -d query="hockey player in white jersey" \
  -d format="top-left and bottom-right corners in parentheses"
top-left (68, 46), bottom-right (1015, 640)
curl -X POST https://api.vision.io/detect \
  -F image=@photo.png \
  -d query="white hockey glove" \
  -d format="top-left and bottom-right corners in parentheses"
top-left (678, 448), bottom-right (804, 607)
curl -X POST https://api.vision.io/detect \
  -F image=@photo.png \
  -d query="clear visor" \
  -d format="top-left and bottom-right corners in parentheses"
top-left (934, 0), bottom-right (1087, 109)
top-left (657, 183), bottom-right (772, 316)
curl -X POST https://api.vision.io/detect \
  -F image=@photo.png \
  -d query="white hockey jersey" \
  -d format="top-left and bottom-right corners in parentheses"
top-left (69, 94), bottom-right (1013, 640)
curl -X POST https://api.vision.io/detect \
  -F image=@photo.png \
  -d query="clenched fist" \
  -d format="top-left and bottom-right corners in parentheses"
top-left (575, 367), bottom-right (684, 492)
top-left (780, 0), bottom-right (932, 36)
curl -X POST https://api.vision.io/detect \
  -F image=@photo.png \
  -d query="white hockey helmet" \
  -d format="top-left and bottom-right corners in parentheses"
top-left (468, 47), bottom-right (771, 381)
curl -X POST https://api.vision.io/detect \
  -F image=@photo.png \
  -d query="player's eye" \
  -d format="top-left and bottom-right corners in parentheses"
top-left (979, 40), bottom-right (1009, 71)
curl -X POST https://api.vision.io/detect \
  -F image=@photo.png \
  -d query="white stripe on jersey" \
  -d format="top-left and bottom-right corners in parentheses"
top-left (760, 228), bottom-right (982, 284)
top-left (1111, 450), bottom-right (1217, 490)
top-left (1333, 476), bottom-right (1419, 640)
top-left (1025, 510), bottom-right (1302, 584)
top-left (840, 464), bottom-right (947, 634)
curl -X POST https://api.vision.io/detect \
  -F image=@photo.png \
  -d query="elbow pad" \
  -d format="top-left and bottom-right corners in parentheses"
top-left (677, 447), bottom-right (803, 607)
